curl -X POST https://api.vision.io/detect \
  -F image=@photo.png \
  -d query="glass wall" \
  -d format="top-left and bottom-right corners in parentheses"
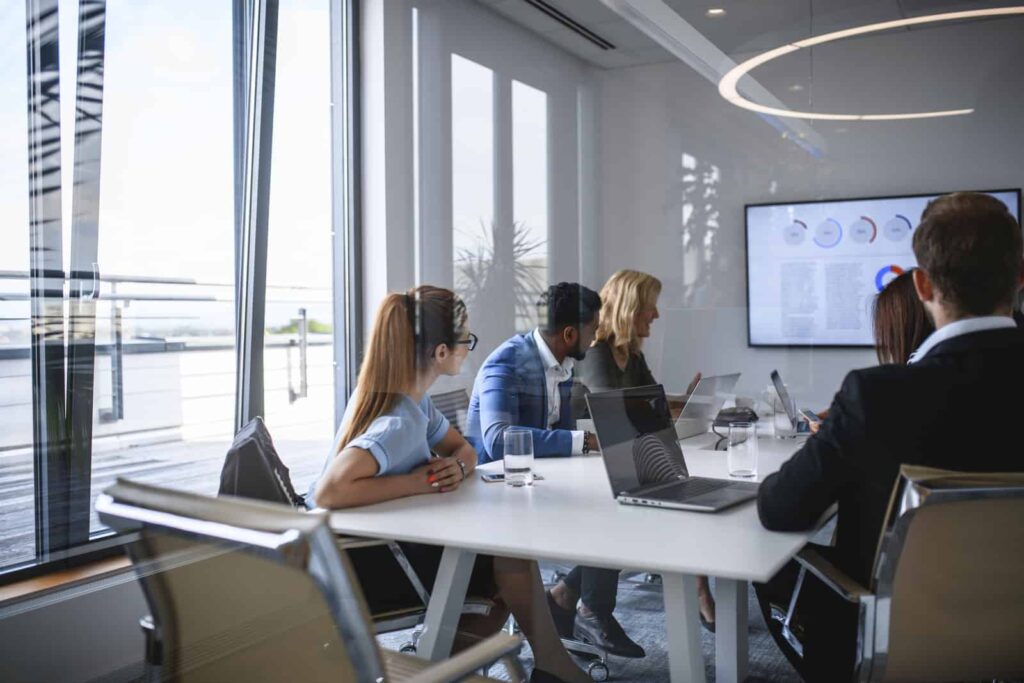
top-left (264, 0), bottom-right (336, 493)
top-left (0, 0), bottom-right (354, 577)
top-left (86, 0), bottom-right (236, 536)
top-left (0, 2), bottom-right (33, 569)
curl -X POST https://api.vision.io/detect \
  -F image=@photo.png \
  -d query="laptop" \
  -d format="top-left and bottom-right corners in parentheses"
top-left (673, 372), bottom-right (741, 439)
top-left (586, 385), bottom-right (759, 512)
top-left (770, 369), bottom-right (816, 430)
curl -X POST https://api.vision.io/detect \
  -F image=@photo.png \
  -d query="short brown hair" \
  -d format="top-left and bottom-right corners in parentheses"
top-left (912, 192), bottom-right (1022, 316)
top-left (873, 269), bottom-right (934, 364)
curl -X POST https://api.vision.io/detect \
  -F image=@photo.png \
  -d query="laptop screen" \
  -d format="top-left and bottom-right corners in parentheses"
top-left (770, 369), bottom-right (798, 425)
top-left (585, 385), bottom-right (688, 495)
top-left (677, 372), bottom-right (741, 424)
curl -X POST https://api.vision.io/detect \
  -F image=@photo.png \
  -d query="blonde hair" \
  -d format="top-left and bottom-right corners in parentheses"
top-left (595, 270), bottom-right (662, 355)
top-left (338, 285), bottom-right (467, 452)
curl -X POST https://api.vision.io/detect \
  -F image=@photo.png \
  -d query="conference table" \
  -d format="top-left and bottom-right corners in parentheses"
top-left (328, 432), bottom-right (814, 683)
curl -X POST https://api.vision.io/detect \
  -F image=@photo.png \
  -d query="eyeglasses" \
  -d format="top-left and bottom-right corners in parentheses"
top-left (454, 332), bottom-right (478, 351)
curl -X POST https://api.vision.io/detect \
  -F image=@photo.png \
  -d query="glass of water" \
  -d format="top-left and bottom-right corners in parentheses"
top-left (504, 427), bottom-right (534, 487)
top-left (727, 422), bottom-right (759, 478)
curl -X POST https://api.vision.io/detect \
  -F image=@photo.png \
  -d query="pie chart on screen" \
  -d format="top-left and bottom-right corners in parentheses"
top-left (814, 218), bottom-right (843, 248)
top-left (883, 215), bottom-right (913, 241)
top-left (783, 220), bottom-right (807, 245)
top-left (849, 216), bottom-right (877, 243)
top-left (875, 264), bottom-right (905, 291)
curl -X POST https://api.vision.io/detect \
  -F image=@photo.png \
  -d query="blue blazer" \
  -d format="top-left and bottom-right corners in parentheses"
top-left (466, 333), bottom-right (575, 463)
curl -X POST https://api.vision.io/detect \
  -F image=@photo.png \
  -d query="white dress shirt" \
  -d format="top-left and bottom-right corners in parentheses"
top-left (907, 315), bottom-right (1016, 364)
top-left (532, 328), bottom-right (585, 454)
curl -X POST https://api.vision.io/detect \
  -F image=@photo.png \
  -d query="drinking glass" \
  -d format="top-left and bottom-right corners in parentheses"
top-left (727, 422), bottom-right (759, 478)
top-left (504, 428), bottom-right (534, 487)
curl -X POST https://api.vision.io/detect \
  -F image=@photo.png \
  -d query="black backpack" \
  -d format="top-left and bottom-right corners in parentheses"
top-left (218, 416), bottom-right (305, 508)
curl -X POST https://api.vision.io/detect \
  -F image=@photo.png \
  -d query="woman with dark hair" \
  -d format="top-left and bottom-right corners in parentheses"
top-left (873, 269), bottom-right (935, 365)
top-left (311, 285), bottom-right (589, 683)
top-left (809, 270), bottom-right (934, 433)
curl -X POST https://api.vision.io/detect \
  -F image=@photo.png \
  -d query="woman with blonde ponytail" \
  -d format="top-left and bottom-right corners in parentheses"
top-left (311, 285), bottom-right (589, 683)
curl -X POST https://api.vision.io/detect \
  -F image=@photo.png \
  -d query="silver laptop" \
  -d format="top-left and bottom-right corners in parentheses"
top-left (586, 385), bottom-right (758, 512)
top-left (770, 369), bottom-right (815, 430)
top-left (674, 372), bottom-right (741, 439)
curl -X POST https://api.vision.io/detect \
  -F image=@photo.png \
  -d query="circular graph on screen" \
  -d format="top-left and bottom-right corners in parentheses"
top-left (875, 264), bottom-right (905, 291)
top-left (783, 219), bottom-right (807, 245)
top-left (814, 218), bottom-right (843, 248)
top-left (883, 215), bottom-right (913, 242)
top-left (849, 216), bottom-right (877, 244)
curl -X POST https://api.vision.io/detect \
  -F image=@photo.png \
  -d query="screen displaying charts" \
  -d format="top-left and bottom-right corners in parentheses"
top-left (746, 189), bottom-right (1020, 347)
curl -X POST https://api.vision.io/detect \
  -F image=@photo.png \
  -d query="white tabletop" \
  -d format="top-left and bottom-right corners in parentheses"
top-left (328, 433), bottom-right (813, 583)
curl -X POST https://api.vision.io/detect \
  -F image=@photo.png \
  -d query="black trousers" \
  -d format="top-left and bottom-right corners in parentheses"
top-left (754, 552), bottom-right (859, 683)
top-left (562, 565), bottom-right (620, 615)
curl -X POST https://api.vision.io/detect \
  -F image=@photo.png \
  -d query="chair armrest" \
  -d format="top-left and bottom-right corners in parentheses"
top-left (404, 632), bottom-right (523, 683)
top-left (795, 547), bottom-right (872, 603)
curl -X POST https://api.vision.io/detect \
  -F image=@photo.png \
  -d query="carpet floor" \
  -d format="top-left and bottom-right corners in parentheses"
top-left (378, 569), bottom-right (802, 682)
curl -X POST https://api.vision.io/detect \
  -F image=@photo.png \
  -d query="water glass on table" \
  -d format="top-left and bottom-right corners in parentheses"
top-left (727, 421), bottom-right (759, 478)
top-left (504, 427), bottom-right (534, 487)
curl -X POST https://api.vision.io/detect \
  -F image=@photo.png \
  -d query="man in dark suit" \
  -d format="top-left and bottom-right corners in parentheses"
top-left (756, 192), bottom-right (1024, 682)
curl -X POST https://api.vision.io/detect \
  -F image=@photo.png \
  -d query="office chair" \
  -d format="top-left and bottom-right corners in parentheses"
top-left (431, 389), bottom-right (471, 434)
top-left (97, 479), bottom-right (527, 683)
top-left (778, 465), bottom-right (1024, 682)
top-left (219, 415), bottom-right (495, 651)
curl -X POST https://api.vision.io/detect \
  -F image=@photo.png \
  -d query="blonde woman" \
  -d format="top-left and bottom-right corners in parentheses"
top-left (310, 285), bottom-right (587, 683)
top-left (561, 270), bottom-right (716, 633)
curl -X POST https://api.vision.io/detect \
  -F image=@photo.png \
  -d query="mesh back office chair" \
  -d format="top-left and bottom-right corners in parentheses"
top-left (782, 465), bottom-right (1024, 682)
top-left (432, 389), bottom-right (471, 435)
top-left (97, 479), bottom-right (526, 683)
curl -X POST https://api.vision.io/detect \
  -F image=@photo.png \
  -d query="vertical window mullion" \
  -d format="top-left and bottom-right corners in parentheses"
top-left (65, 0), bottom-right (107, 545)
top-left (25, 0), bottom-right (70, 558)
top-left (329, 0), bottom-right (361, 428)
top-left (235, 0), bottom-right (279, 431)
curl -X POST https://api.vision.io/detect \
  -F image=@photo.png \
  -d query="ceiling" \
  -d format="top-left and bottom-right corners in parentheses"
top-left (476, 0), bottom-right (1024, 69)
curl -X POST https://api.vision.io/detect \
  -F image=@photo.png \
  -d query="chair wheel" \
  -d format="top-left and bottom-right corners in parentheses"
top-left (399, 642), bottom-right (417, 654)
top-left (644, 573), bottom-right (661, 585)
top-left (587, 661), bottom-right (609, 681)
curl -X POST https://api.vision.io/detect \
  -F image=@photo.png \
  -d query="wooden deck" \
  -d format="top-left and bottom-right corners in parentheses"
top-left (0, 434), bottom-right (330, 569)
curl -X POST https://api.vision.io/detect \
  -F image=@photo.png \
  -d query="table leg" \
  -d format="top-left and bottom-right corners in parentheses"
top-left (417, 546), bottom-right (477, 661)
top-left (662, 572), bottom-right (706, 683)
top-left (716, 578), bottom-right (749, 683)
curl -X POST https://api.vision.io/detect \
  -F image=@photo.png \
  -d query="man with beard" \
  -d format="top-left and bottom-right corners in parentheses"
top-left (467, 283), bottom-right (645, 660)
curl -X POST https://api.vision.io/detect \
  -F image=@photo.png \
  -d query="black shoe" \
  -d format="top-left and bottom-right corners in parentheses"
top-left (700, 613), bottom-right (716, 633)
top-left (545, 590), bottom-right (576, 639)
top-left (573, 609), bottom-right (646, 658)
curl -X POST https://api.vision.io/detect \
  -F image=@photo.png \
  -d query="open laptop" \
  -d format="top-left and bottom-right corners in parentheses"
top-left (770, 369), bottom-right (817, 430)
top-left (586, 385), bottom-right (758, 512)
top-left (673, 372), bottom-right (741, 439)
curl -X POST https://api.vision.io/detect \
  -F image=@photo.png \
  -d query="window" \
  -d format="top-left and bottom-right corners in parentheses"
top-left (264, 0), bottom-right (335, 494)
top-left (87, 0), bottom-right (236, 536)
top-left (0, 2), bottom-right (33, 568)
top-left (511, 79), bottom-right (548, 331)
top-left (0, 0), bottom-right (359, 578)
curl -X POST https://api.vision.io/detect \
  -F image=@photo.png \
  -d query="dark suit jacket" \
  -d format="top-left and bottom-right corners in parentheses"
top-left (465, 333), bottom-right (575, 463)
top-left (758, 327), bottom-right (1024, 586)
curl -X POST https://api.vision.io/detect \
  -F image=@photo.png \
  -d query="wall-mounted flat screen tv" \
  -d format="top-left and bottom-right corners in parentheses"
top-left (746, 189), bottom-right (1021, 347)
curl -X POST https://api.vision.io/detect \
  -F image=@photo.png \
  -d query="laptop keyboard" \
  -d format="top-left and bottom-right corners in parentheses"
top-left (652, 477), bottom-right (731, 501)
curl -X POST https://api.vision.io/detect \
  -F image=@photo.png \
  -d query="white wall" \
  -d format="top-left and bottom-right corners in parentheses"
top-left (594, 17), bottom-right (1024, 407)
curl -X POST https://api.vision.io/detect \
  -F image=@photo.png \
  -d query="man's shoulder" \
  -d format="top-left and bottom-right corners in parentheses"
top-left (481, 333), bottom-right (536, 367)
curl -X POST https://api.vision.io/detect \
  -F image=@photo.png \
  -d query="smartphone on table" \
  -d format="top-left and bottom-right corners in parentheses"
top-left (481, 472), bottom-right (544, 483)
